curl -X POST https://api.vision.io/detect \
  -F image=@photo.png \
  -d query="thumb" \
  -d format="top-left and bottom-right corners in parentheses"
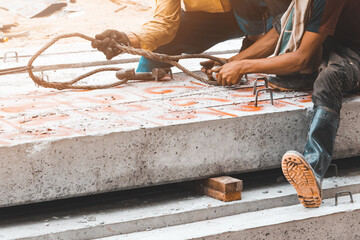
top-left (200, 60), bottom-right (215, 68)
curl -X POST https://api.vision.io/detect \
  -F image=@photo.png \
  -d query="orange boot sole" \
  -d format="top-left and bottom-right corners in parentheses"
top-left (282, 151), bottom-right (322, 208)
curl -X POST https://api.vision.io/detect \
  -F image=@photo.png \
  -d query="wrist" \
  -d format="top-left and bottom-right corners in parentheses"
top-left (235, 59), bottom-right (253, 74)
top-left (126, 32), bottom-right (140, 48)
top-left (243, 59), bottom-right (255, 74)
top-left (229, 54), bottom-right (244, 62)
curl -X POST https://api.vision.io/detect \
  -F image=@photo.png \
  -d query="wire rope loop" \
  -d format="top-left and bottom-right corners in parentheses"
top-left (27, 33), bottom-right (224, 90)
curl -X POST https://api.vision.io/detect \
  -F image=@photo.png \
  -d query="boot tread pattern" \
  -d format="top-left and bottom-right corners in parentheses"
top-left (282, 152), bottom-right (321, 208)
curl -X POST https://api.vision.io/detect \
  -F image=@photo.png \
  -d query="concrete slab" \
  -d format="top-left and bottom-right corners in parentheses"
top-left (0, 42), bottom-right (360, 207)
top-left (1, 169), bottom-right (359, 240)
top-left (107, 193), bottom-right (360, 240)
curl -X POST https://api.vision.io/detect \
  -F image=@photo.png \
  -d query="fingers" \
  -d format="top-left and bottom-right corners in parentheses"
top-left (200, 60), bottom-right (216, 82)
top-left (200, 60), bottom-right (215, 69)
top-left (114, 32), bottom-right (129, 44)
top-left (200, 59), bottom-right (229, 84)
top-left (91, 37), bottom-right (110, 50)
top-left (91, 39), bottom-right (101, 49)
top-left (208, 66), bottom-right (222, 85)
top-left (201, 67), bottom-right (213, 76)
top-left (217, 65), bottom-right (244, 86)
top-left (217, 73), bottom-right (230, 86)
top-left (201, 61), bottom-right (219, 83)
top-left (218, 74), bottom-right (232, 86)
top-left (92, 30), bottom-right (129, 60)
top-left (105, 46), bottom-right (123, 60)
top-left (217, 71), bottom-right (222, 86)
top-left (95, 29), bottom-right (113, 40)
top-left (212, 66), bottom-right (239, 87)
top-left (104, 47), bottom-right (115, 60)
top-left (232, 76), bottom-right (240, 86)
top-left (218, 73), bottom-right (235, 86)
top-left (92, 33), bottom-right (121, 60)
top-left (218, 73), bottom-right (244, 86)
top-left (217, 72), bottom-right (230, 86)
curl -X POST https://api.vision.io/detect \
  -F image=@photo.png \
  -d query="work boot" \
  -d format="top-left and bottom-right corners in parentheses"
top-left (268, 72), bottom-right (318, 91)
top-left (281, 107), bottom-right (340, 208)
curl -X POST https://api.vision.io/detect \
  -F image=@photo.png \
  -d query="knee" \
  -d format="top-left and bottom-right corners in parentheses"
top-left (313, 66), bottom-right (343, 91)
top-left (312, 66), bottom-right (345, 113)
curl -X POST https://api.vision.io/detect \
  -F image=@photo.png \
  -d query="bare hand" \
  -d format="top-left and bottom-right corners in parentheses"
top-left (217, 61), bottom-right (248, 86)
top-left (91, 30), bottom-right (130, 60)
top-left (200, 58), bottom-right (227, 81)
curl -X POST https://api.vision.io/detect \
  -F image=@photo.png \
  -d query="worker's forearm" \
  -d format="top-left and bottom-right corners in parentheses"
top-left (229, 28), bottom-right (279, 62)
top-left (240, 51), bottom-right (308, 75)
top-left (218, 31), bottom-right (327, 86)
top-left (241, 31), bottom-right (328, 75)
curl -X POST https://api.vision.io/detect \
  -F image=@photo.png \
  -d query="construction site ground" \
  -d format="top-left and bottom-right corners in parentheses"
top-left (0, 0), bottom-right (153, 48)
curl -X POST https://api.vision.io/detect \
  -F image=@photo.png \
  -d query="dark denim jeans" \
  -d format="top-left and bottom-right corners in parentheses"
top-left (136, 10), bottom-right (244, 72)
top-left (312, 37), bottom-right (360, 114)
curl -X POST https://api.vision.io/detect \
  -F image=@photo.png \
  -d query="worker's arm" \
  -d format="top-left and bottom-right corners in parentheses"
top-left (229, 28), bottom-right (279, 61)
top-left (201, 28), bottom-right (279, 75)
top-left (217, 31), bottom-right (328, 86)
top-left (132, 0), bottom-right (181, 51)
top-left (92, 0), bottom-right (180, 60)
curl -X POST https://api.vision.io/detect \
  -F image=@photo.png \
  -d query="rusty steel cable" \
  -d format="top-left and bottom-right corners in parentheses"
top-left (0, 66), bottom-right (33, 76)
top-left (27, 33), bottom-right (226, 90)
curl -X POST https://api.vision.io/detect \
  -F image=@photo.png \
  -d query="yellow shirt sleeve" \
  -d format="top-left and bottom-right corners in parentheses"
top-left (133, 0), bottom-right (181, 52)
top-left (184, 0), bottom-right (231, 13)
top-left (132, 0), bottom-right (232, 52)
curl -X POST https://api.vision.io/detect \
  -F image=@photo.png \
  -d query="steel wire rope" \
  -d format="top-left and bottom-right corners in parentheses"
top-left (27, 33), bottom-right (225, 90)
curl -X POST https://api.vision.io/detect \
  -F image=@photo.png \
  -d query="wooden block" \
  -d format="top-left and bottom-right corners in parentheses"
top-left (180, 176), bottom-right (243, 202)
top-left (199, 176), bottom-right (243, 193)
top-left (195, 185), bottom-right (241, 202)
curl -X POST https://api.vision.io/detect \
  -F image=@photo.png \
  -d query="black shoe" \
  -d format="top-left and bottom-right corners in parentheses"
top-left (268, 72), bottom-right (318, 91)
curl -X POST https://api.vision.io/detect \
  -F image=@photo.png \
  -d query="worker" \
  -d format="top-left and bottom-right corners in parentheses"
top-left (92, 0), bottom-right (291, 72)
top-left (210, 0), bottom-right (360, 208)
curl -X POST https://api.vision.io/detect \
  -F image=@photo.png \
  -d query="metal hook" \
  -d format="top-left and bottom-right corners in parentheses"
top-left (41, 72), bottom-right (49, 82)
top-left (253, 77), bottom-right (273, 107)
top-left (3, 51), bottom-right (19, 63)
top-left (329, 163), bottom-right (339, 177)
top-left (253, 77), bottom-right (269, 95)
top-left (255, 88), bottom-right (274, 107)
top-left (335, 191), bottom-right (354, 206)
top-left (162, 68), bottom-right (174, 80)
